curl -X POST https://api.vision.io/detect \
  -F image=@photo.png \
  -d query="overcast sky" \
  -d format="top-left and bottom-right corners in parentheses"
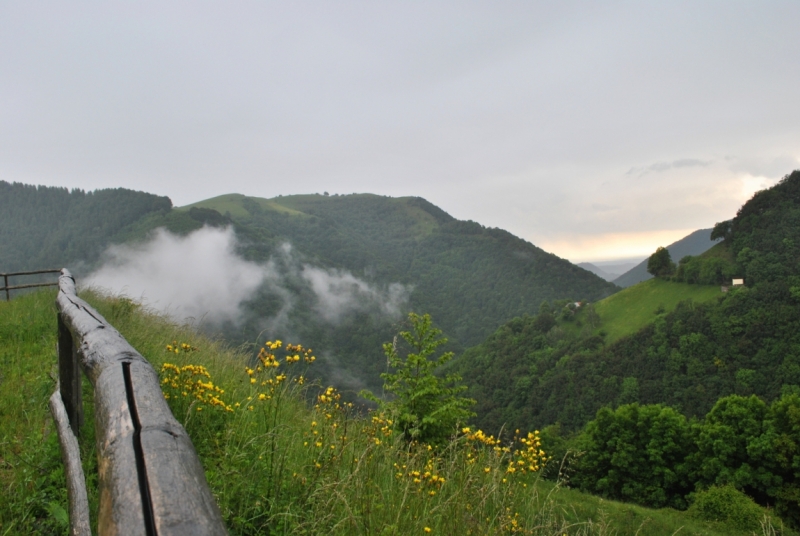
top-left (2, 2), bottom-right (799, 262)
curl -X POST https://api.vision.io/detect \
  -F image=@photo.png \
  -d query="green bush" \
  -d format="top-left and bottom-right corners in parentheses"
top-left (688, 485), bottom-right (767, 532)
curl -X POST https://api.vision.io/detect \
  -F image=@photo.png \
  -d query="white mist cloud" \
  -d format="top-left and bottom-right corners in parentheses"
top-left (301, 265), bottom-right (411, 324)
top-left (85, 226), bottom-right (265, 325)
top-left (85, 227), bottom-right (412, 328)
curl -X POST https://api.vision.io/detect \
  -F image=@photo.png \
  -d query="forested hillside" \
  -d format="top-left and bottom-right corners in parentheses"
top-left (451, 171), bottom-right (800, 525)
top-left (0, 181), bottom-right (172, 273)
top-left (457, 169), bottom-right (800, 435)
top-left (2, 184), bottom-right (617, 396)
top-left (187, 194), bottom-right (617, 346)
top-left (177, 193), bottom-right (619, 393)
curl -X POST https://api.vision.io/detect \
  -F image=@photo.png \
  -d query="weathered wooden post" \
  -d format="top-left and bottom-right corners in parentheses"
top-left (56, 268), bottom-right (228, 535)
top-left (58, 310), bottom-right (83, 435)
top-left (3, 274), bottom-right (8, 301)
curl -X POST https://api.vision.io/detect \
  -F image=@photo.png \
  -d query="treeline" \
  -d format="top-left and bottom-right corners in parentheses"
top-left (569, 393), bottom-right (800, 527)
top-left (231, 193), bottom-right (619, 348)
top-left (0, 181), bottom-right (172, 273)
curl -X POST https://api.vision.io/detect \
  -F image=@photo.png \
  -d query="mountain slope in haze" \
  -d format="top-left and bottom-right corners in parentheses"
top-left (577, 262), bottom-right (637, 281)
top-left (0, 183), bottom-right (618, 397)
top-left (0, 181), bottom-right (172, 273)
top-left (578, 260), bottom-right (639, 281)
top-left (612, 228), bottom-right (720, 287)
top-left (183, 193), bottom-right (619, 352)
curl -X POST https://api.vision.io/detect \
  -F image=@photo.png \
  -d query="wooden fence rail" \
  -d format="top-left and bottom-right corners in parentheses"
top-left (54, 269), bottom-right (227, 535)
top-left (1, 269), bottom-right (61, 300)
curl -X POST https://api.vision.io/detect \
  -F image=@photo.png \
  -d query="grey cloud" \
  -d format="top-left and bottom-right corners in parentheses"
top-left (727, 155), bottom-right (800, 180)
top-left (626, 158), bottom-right (711, 177)
top-left (2, 3), bottom-right (800, 259)
top-left (301, 266), bottom-right (411, 325)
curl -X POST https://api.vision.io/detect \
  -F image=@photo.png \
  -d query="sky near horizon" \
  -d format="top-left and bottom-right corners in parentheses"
top-left (2, 2), bottom-right (799, 263)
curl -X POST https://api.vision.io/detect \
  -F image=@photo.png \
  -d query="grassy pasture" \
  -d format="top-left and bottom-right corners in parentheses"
top-left (572, 278), bottom-right (723, 343)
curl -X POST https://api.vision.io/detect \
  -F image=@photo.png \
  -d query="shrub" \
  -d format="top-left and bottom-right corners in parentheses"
top-left (364, 312), bottom-right (476, 446)
top-left (688, 485), bottom-right (767, 532)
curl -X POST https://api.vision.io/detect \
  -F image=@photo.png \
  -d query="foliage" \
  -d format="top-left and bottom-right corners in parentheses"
top-left (691, 395), bottom-right (772, 492)
top-left (365, 313), bottom-right (476, 446)
top-left (674, 251), bottom-right (739, 285)
top-left (688, 485), bottom-right (769, 532)
top-left (566, 394), bottom-right (800, 528)
top-left (572, 404), bottom-right (694, 509)
top-left (730, 170), bottom-right (800, 285)
top-left (710, 220), bottom-right (732, 242)
top-left (647, 246), bottom-right (676, 278)
top-left (451, 280), bottom-right (722, 435)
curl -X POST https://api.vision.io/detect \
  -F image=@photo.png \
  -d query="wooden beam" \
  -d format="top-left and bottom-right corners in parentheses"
top-left (49, 386), bottom-right (92, 536)
top-left (56, 269), bottom-right (228, 535)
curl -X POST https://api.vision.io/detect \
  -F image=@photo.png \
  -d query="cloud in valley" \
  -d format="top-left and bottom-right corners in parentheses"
top-left (85, 226), bottom-right (265, 325)
top-left (302, 265), bottom-right (410, 324)
top-left (85, 227), bottom-right (412, 328)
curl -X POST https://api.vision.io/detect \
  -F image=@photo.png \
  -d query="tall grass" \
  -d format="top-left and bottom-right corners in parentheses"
top-left (0, 289), bottom-right (787, 535)
top-left (0, 290), bottom-right (70, 534)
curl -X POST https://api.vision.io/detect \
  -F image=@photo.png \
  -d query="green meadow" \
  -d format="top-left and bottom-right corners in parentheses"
top-left (577, 278), bottom-right (723, 343)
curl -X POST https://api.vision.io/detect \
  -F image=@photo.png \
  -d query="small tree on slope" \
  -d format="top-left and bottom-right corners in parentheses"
top-left (364, 312), bottom-right (475, 446)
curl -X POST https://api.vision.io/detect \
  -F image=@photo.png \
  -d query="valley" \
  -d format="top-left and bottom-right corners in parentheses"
top-left (3, 171), bottom-right (800, 532)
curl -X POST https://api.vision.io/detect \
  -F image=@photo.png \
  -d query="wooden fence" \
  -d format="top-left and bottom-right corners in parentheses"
top-left (51, 269), bottom-right (228, 535)
top-left (1, 269), bottom-right (61, 300)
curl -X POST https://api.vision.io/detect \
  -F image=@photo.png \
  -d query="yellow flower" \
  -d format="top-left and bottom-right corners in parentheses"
top-left (424, 528), bottom-right (432, 533)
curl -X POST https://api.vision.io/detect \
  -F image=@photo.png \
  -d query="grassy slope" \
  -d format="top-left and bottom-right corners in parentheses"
top-left (180, 193), bottom-right (307, 218)
top-left (0, 290), bottom-right (72, 534)
top-left (572, 278), bottom-right (722, 343)
top-left (1, 289), bottom-right (783, 535)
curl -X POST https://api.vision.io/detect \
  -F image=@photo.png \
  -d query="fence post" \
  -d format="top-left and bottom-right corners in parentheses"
top-left (58, 312), bottom-right (83, 436)
top-left (3, 274), bottom-right (7, 301)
